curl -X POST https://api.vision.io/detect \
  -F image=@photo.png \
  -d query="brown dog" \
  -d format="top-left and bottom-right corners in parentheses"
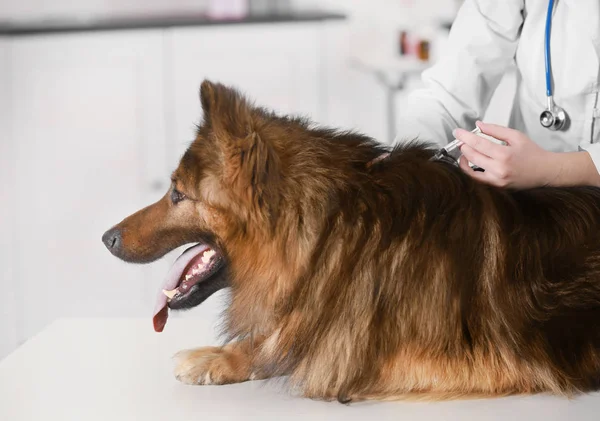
top-left (102, 80), bottom-right (600, 402)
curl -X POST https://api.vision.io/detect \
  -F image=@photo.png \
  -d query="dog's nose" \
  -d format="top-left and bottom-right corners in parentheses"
top-left (102, 227), bottom-right (122, 253)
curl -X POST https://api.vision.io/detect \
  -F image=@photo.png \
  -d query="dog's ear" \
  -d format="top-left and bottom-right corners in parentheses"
top-left (199, 79), bottom-right (215, 118)
top-left (199, 80), bottom-right (252, 138)
top-left (198, 80), bottom-right (280, 228)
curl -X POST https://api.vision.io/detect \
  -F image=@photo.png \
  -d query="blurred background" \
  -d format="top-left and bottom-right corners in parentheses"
top-left (0, 0), bottom-right (515, 360)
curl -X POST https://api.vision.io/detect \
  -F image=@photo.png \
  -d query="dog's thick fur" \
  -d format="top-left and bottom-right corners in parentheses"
top-left (104, 81), bottom-right (600, 402)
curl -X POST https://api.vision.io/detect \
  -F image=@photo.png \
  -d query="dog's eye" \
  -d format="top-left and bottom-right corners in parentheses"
top-left (171, 189), bottom-right (186, 204)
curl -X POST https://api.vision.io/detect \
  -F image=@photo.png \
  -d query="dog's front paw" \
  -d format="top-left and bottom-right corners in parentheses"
top-left (173, 346), bottom-right (251, 385)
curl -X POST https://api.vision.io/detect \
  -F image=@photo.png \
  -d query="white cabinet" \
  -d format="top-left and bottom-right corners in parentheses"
top-left (8, 31), bottom-right (171, 344)
top-left (166, 23), bottom-right (322, 163)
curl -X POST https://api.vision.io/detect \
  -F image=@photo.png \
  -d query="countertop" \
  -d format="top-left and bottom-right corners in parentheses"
top-left (1, 318), bottom-right (599, 421)
top-left (0, 11), bottom-right (346, 36)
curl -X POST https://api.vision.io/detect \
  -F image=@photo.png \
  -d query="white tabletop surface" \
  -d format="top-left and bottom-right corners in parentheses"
top-left (1, 318), bottom-right (600, 421)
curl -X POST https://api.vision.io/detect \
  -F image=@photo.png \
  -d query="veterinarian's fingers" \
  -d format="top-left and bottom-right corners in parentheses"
top-left (458, 155), bottom-right (480, 175)
top-left (458, 156), bottom-right (493, 184)
top-left (455, 128), bottom-right (506, 159)
top-left (459, 144), bottom-right (498, 173)
top-left (460, 144), bottom-right (512, 182)
top-left (475, 121), bottom-right (520, 145)
top-left (459, 157), bottom-right (510, 187)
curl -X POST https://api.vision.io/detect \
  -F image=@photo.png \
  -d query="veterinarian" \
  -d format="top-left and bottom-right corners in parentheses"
top-left (395, 0), bottom-right (600, 189)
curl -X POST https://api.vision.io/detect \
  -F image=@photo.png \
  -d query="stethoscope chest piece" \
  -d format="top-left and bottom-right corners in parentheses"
top-left (540, 97), bottom-right (567, 131)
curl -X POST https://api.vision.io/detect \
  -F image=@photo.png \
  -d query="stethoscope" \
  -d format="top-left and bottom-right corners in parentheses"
top-left (540, 0), bottom-right (568, 131)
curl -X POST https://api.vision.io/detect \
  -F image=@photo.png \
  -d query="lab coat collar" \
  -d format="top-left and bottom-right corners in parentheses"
top-left (562, 0), bottom-right (600, 58)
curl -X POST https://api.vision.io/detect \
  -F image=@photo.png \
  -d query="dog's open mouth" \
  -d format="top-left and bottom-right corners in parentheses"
top-left (153, 243), bottom-right (227, 333)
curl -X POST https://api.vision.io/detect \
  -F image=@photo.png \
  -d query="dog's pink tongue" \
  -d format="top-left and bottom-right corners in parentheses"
top-left (152, 243), bottom-right (211, 333)
top-left (153, 305), bottom-right (168, 333)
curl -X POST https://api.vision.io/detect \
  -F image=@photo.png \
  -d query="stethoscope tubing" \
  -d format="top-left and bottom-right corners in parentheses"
top-left (540, 0), bottom-right (566, 131)
top-left (544, 0), bottom-right (555, 98)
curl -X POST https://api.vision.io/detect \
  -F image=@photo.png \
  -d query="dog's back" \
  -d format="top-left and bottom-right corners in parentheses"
top-left (268, 139), bottom-right (600, 401)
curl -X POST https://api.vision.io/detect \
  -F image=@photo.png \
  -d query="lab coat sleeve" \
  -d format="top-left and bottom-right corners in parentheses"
top-left (393, 0), bottom-right (525, 147)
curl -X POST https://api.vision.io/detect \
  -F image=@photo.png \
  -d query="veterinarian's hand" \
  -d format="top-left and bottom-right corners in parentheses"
top-left (455, 121), bottom-right (600, 189)
top-left (455, 122), bottom-right (554, 189)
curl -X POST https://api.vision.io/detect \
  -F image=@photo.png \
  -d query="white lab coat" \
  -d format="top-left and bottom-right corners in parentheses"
top-left (395, 0), bottom-right (600, 173)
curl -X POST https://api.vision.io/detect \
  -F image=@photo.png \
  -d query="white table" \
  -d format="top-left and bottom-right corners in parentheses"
top-left (1, 318), bottom-right (599, 420)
